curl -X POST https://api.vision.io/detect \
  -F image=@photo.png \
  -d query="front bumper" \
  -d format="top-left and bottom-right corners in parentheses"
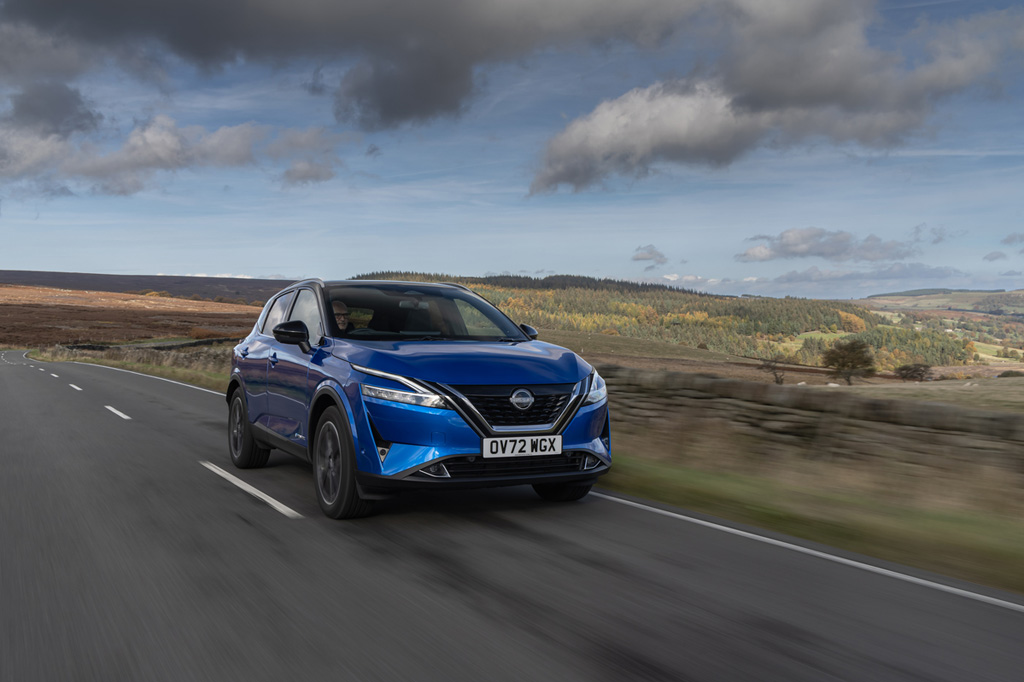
top-left (357, 453), bottom-right (608, 493)
top-left (350, 372), bottom-right (611, 488)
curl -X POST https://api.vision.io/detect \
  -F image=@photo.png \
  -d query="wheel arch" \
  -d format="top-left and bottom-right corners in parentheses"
top-left (226, 375), bottom-right (243, 403)
top-left (309, 381), bottom-right (357, 445)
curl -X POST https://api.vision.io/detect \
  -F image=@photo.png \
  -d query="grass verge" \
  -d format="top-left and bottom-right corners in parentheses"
top-left (601, 452), bottom-right (1024, 594)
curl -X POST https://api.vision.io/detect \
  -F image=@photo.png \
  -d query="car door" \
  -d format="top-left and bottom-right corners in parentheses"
top-left (238, 290), bottom-right (294, 428)
top-left (266, 288), bottom-right (326, 451)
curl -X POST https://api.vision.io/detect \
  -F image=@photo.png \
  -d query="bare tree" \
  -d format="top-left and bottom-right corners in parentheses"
top-left (759, 355), bottom-right (786, 385)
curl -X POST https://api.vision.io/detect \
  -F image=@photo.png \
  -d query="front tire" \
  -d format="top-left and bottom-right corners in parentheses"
top-left (532, 482), bottom-right (593, 502)
top-left (228, 391), bottom-right (270, 469)
top-left (313, 406), bottom-right (373, 519)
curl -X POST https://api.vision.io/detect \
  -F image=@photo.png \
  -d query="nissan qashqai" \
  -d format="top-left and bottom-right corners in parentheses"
top-left (226, 279), bottom-right (611, 518)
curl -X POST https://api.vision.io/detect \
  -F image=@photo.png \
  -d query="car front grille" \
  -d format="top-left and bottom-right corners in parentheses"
top-left (450, 383), bottom-right (575, 428)
top-left (442, 453), bottom-right (585, 478)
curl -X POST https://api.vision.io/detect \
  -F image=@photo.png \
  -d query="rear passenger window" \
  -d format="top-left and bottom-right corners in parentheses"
top-left (290, 289), bottom-right (324, 343)
top-left (260, 291), bottom-right (295, 334)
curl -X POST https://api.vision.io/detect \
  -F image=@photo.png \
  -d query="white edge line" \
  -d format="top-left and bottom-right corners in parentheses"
top-left (70, 361), bottom-right (222, 395)
top-left (591, 492), bottom-right (1024, 615)
top-left (105, 405), bottom-right (132, 420)
top-left (200, 461), bottom-right (303, 519)
top-left (69, 384), bottom-right (82, 391)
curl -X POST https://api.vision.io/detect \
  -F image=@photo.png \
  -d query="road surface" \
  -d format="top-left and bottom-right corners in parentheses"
top-left (2, 350), bottom-right (1022, 681)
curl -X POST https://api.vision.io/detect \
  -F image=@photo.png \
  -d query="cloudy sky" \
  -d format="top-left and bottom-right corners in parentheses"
top-left (1, 0), bottom-right (1022, 299)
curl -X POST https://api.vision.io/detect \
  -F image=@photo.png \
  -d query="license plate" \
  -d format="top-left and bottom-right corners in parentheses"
top-left (482, 435), bottom-right (562, 458)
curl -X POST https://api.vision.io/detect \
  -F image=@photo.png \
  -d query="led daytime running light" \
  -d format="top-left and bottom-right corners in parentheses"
top-left (361, 383), bottom-right (447, 409)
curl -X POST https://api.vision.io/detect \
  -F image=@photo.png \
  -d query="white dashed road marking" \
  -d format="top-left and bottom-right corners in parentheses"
top-left (592, 492), bottom-right (1024, 615)
top-left (69, 384), bottom-right (82, 391)
top-left (104, 406), bottom-right (132, 420)
top-left (200, 462), bottom-right (303, 519)
top-left (50, 374), bottom-right (59, 378)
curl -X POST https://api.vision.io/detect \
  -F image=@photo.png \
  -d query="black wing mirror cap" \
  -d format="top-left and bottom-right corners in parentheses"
top-left (273, 320), bottom-right (311, 353)
top-left (519, 323), bottom-right (539, 340)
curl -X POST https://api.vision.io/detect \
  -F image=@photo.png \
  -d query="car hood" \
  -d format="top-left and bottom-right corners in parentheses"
top-left (332, 339), bottom-right (592, 385)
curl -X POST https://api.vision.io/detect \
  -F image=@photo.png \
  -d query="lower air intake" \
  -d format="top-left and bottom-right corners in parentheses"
top-left (442, 453), bottom-right (586, 478)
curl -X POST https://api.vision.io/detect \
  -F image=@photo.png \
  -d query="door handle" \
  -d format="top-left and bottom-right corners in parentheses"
top-left (269, 352), bottom-right (278, 366)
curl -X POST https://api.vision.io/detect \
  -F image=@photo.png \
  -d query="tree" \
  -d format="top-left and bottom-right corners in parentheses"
top-left (759, 355), bottom-right (786, 384)
top-left (821, 338), bottom-right (876, 385)
top-left (895, 363), bottom-right (931, 382)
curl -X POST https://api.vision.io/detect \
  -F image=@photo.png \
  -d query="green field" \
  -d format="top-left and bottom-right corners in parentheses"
top-left (860, 289), bottom-right (1024, 314)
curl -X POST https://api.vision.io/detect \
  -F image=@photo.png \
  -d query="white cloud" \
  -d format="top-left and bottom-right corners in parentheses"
top-left (736, 227), bottom-right (918, 262)
top-left (532, 5), bottom-right (1024, 192)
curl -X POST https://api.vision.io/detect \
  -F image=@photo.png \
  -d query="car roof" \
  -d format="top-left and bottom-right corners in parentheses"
top-left (275, 279), bottom-right (472, 298)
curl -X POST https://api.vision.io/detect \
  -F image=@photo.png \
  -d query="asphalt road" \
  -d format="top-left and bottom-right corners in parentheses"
top-left (2, 350), bottom-right (1023, 681)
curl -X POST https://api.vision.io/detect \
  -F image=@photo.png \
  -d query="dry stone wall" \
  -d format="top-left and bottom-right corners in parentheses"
top-left (598, 365), bottom-right (1024, 481)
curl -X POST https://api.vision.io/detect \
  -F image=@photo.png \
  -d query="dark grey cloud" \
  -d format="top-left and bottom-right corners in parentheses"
top-left (1000, 270), bottom-right (1023, 276)
top-left (736, 227), bottom-right (918, 263)
top-left (632, 244), bottom-right (668, 271)
top-left (0, 22), bottom-right (99, 83)
top-left (532, 4), bottom-right (1024, 192)
top-left (335, 52), bottom-right (475, 129)
top-left (365, 144), bottom-right (381, 158)
top-left (1001, 233), bottom-right (1024, 245)
top-left (983, 251), bottom-right (1008, 261)
top-left (4, 82), bottom-right (102, 137)
top-left (1, 0), bottom-right (702, 130)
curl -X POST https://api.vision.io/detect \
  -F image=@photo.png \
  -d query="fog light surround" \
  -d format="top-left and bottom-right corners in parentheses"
top-left (421, 462), bottom-right (450, 478)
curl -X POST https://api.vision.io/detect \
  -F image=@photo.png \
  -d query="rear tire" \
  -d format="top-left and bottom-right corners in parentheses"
top-left (313, 406), bottom-right (373, 519)
top-left (228, 391), bottom-right (270, 469)
top-left (532, 482), bottom-right (593, 502)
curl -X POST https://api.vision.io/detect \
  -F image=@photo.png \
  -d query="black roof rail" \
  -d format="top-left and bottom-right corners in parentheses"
top-left (439, 282), bottom-right (472, 292)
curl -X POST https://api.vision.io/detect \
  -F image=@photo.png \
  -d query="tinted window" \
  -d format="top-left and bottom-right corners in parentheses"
top-left (326, 284), bottom-right (526, 341)
top-left (289, 289), bottom-right (324, 343)
top-left (260, 291), bottom-right (295, 334)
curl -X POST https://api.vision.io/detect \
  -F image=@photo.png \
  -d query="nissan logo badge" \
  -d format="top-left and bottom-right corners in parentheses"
top-left (510, 389), bottom-right (534, 410)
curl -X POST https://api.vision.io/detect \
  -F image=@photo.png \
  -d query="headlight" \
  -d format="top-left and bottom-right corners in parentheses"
top-left (361, 383), bottom-right (447, 409)
top-left (352, 363), bottom-right (449, 409)
top-left (585, 371), bottom-right (607, 404)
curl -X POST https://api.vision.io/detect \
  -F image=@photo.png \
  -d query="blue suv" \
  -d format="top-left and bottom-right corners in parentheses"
top-left (227, 279), bottom-right (611, 518)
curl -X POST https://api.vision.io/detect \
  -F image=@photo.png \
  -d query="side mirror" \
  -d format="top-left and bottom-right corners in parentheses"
top-left (519, 323), bottom-right (539, 340)
top-left (273, 320), bottom-right (311, 353)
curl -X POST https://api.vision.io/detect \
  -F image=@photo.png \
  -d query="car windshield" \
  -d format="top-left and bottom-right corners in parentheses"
top-left (325, 283), bottom-right (528, 342)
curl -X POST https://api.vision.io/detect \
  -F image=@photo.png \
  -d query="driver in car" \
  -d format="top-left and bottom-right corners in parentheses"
top-left (332, 300), bottom-right (355, 334)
